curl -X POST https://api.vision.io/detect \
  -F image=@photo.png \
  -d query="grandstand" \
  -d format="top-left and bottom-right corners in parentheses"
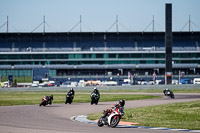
top-left (0, 32), bottom-right (199, 82)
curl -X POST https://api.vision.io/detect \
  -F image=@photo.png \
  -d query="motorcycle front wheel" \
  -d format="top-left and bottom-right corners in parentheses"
top-left (97, 117), bottom-right (104, 127)
top-left (69, 99), bottom-right (72, 104)
top-left (91, 99), bottom-right (94, 105)
top-left (110, 116), bottom-right (120, 128)
top-left (39, 101), bottom-right (45, 106)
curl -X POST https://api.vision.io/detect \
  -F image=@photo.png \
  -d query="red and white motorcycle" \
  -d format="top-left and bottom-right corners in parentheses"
top-left (97, 104), bottom-right (124, 128)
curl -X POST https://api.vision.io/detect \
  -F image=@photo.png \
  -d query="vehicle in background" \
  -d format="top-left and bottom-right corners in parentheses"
top-left (32, 83), bottom-right (38, 87)
top-left (16, 83), bottom-right (32, 87)
top-left (1, 81), bottom-right (9, 87)
top-left (118, 79), bottom-right (130, 86)
top-left (78, 80), bottom-right (85, 87)
top-left (85, 80), bottom-right (101, 86)
top-left (137, 79), bottom-right (148, 85)
top-left (61, 81), bottom-right (77, 87)
top-left (180, 78), bottom-right (192, 84)
top-left (155, 80), bottom-right (163, 85)
top-left (193, 78), bottom-right (200, 84)
top-left (54, 81), bottom-right (61, 87)
top-left (102, 80), bottom-right (118, 86)
top-left (172, 79), bottom-right (179, 85)
top-left (148, 80), bottom-right (155, 85)
top-left (32, 81), bottom-right (39, 87)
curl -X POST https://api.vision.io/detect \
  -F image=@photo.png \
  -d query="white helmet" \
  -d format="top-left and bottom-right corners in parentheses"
top-left (94, 87), bottom-right (97, 90)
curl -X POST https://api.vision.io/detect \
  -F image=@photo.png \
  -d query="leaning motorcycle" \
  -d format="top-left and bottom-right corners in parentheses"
top-left (65, 92), bottom-right (74, 104)
top-left (97, 105), bottom-right (123, 128)
top-left (165, 91), bottom-right (175, 99)
top-left (90, 92), bottom-right (100, 105)
top-left (39, 95), bottom-right (53, 106)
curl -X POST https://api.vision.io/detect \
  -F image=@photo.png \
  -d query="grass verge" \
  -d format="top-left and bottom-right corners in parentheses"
top-left (0, 91), bottom-right (159, 106)
top-left (88, 100), bottom-right (200, 130)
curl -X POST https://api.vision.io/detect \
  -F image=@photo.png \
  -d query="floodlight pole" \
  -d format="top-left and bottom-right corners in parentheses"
top-left (7, 16), bottom-right (8, 33)
top-left (116, 15), bottom-right (118, 32)
top-left (43, 16), bottom-right (45, 33)
top-left (80, 15), bottom-right (82, 32)
top-left (189, 15), bottom-right (191, 32)
top-left (153, 15), bottom-right (154, 32)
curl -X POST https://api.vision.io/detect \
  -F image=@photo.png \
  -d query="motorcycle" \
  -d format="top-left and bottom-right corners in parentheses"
top-left (97, 104), bottom-right (123, 128)
top-left (65, 92), bottom-right (74, 104)
top-left (164, 91), bottom-right (175, 99)
top-left (39, 95), bottom-right (53, 106)
top-left (90, 92), bottom-right (100, 105)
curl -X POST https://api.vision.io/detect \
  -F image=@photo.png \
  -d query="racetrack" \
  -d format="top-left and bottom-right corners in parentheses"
top-left (0, 93), bottom-right (199, 133)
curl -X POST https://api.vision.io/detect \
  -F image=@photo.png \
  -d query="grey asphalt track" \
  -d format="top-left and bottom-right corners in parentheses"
top-left (0, 93), bottom-right (199, 133)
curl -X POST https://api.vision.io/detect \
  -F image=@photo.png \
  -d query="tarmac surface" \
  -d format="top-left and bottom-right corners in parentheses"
top-left (0, 93), bottom-right (200, 133)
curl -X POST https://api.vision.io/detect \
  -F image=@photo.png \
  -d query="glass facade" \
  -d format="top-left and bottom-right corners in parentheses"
top-left (1, 53), bottom-right (200, 59)
top-left (0, 70), bottom-right (32, 76)
top-left (0, 53), bottom-right (199, 65)
top-left (49, 70), bottom-right (56, 77)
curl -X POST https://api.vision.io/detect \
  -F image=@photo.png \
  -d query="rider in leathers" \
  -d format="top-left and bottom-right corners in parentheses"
top-left (103, 99), bottom-right (125, 117)
top-left (91, 87), bottom-right (100, 99)
top-left (163, 88), bottom-right (172, 96)
top-left (43, 95), bottom-right (49, 101)
top-left (67, 88), bottom-right (75, 96)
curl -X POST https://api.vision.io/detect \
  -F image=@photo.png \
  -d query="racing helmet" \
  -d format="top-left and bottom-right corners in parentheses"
top-left (70, 88), bottom-right (73, 91)
top-left (94, 87), bottom-right (97, 90)
top-left (119, 99), bottom-right (125, 107)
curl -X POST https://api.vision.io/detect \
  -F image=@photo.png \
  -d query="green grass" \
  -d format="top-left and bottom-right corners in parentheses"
top-left (88, 100), bottom-right (200, 130)
top-left (0, 91), bottom-right (159, 106)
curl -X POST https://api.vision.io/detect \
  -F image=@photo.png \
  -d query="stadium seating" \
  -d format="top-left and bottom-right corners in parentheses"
top-left (0, 32), bottom-right (199, 53)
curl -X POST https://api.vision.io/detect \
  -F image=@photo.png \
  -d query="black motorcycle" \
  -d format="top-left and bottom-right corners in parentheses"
top-left (164, 90), bottom-right (175, 99)
top-left (65, 92), bottom-right (74, 104)
top-left (39, 95), bottom-right (53, 106)
top-left (91, 92), bottom-right (100, 105)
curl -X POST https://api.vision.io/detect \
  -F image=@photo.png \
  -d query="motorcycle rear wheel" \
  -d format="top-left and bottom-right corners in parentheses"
top-left (170, 93), bottom-right (175, 99)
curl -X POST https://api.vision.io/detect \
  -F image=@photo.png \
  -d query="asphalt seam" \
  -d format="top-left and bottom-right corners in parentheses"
top-left (74, 115), bottom-right (200, 133)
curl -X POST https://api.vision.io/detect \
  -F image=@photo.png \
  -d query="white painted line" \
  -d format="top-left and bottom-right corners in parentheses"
top-left (189, 130), bottom-right (200, 132)
top-left (73, 115), bottom-right (200, 132)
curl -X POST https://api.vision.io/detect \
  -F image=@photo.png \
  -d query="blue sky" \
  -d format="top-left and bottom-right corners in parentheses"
top-left (0, 0), bottom-right (200, 32)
